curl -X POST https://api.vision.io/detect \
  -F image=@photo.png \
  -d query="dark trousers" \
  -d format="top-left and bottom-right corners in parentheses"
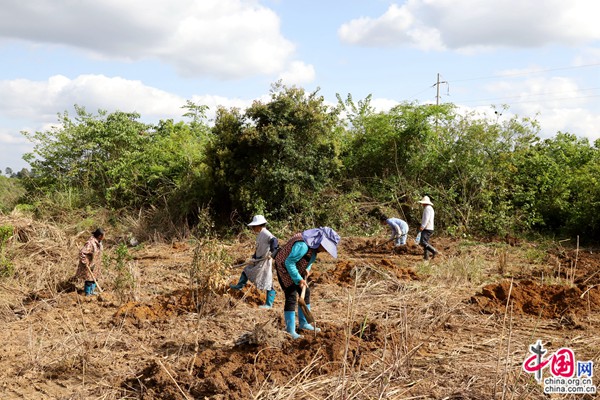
top-left (420, 229), bottom-right (437, 259)
top-left (277, 273), bottom-right (311, 312)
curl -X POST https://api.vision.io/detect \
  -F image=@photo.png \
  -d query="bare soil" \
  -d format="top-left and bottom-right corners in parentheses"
top-left (1, 222), bottom-right (599, 399)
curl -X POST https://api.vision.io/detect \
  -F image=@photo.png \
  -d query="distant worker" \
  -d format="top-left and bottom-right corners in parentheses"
top-left (230, 215), bottom-right (279, 309)
top-left (418, 196), bottom-right (438, 260)
top-left (379, 214), bottom-right (408, 248)
top-left (74, 228), bottom-right (104, 296)
top-left (273, 227), bottom-right (340, 339)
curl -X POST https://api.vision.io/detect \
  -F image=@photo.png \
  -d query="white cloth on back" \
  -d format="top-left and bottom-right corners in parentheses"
top-left (243, 227), bottom-right (275, 290)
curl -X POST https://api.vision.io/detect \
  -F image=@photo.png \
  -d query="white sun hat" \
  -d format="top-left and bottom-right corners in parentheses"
top-left (418, 196), bottom-right (433, 206)
top-left (248, 215), bottom-right (268, 226)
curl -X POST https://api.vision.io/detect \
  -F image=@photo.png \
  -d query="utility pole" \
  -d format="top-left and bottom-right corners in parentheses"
top-left (433, 73), bottom-right (448, 105)
top-left (432, 73), bottom-right (448, 134)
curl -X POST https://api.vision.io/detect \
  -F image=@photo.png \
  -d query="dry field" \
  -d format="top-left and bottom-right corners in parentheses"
top-left (0, 215), bottom-right (599, 399)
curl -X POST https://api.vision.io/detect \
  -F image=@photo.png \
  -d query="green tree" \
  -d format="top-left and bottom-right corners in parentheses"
top-left (208, 83), bottom-right (342, 219)
top-left (510, 132), bottom-right (598, 236)
top-left (22, 103), bottom-right (213, 223)
top-left (23, 105), bottom-right (152, 207)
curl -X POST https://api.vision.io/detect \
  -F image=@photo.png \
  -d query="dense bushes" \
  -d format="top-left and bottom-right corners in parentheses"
top-left (208, 84), bottom-right (341, 220)
top-left (0, 176), bottom-right (25, 213)
top-left (12, 83), bottom-right (600, 241)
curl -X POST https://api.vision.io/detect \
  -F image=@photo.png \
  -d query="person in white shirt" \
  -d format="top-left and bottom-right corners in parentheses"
top-left (418, 196), bottom-right (438, 260)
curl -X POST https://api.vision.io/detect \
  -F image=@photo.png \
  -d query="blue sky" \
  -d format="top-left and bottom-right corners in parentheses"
top-left (2, 0), bottom-right (600, 171)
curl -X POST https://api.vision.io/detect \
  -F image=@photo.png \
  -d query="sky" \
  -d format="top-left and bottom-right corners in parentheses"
top-left (2, 0), bottom-right (600, 171)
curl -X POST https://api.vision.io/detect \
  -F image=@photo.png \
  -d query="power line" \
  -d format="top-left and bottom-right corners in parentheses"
top-left (469, 93), bottom-right (600, 107)
top-left (406, 63), bottom-right (600, 106)
top-left (448, 62), bottom-right (600, 83)
top-left (459, 87), bottom-right (600, 104)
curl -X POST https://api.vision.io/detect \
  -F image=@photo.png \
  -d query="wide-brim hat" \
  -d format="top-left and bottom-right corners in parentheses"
top-left (302, 227), bottom-right (341, 259)
top-left (418, 196), bottom-right (433, 206)
top-left (248, 215), bottom-right (267, 226)
top-left (320, 235), bottom-right (339, 259)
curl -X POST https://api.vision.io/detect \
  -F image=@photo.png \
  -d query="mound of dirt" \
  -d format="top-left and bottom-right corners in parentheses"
top-left (226, 282), bottom-right (266, 306)
top-left (235, 319), bottom-right (288, 348)
top-left (377, 258), bottom-right (420, 281)
top-left (313, 258), bottom-right (419, 287)
top-left (470, 279), bottom-right (600, 319)
top-left (114, 288), bottom-right (229, 326)
top-left (343, 237), bottom-right (422, 256)
top-left (312, 260), bottom-right (356, 286)
top-left (124, 320), bottom-right (387, 399)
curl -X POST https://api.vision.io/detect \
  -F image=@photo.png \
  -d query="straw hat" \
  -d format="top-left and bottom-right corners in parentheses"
top-left (418, 196), bottom-right (433, 206)
top-left (248, 215), bottom-right (267, 226)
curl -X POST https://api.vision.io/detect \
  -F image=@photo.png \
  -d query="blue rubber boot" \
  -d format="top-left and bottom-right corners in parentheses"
top-left (259, 289), bottom-right (276, 309)
top-left (284, 311), bottom-right (302, 339)
top-left (298, 304), bottom-right (321, 332)
top-left (230, 272), bottom-right (248, 290)
top-left (84, 281), bottom-right (93, 296)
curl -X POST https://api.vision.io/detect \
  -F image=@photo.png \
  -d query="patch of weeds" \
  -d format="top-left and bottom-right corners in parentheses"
top-left (425, 255), bottom-right (486, 287)
top-left (108, 243), bottom-right (137, 303)
top-left (457, 239), bottom-right (485, 248)
top-left (525, 247), bottom-right (546, 264)
top-left (13, 203), bottom-right (35, 216)
top-left (189, 238), bottom-right (231, 315)
top-left (77, 218), bottom-right (98, 233)
top-left (415, 261), bottom-right (434, 276)
top-left (189, 239), bottom-right (231, 292)
top-left (497, 248), bottom-right (508, 276)
top-left (539, 274), bottom-right (573, 287)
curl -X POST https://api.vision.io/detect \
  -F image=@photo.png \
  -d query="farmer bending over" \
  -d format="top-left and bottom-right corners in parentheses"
top-left (274, 227), bottom-right (340, 339)
top-left (379, 214), bottom-right (408, 248)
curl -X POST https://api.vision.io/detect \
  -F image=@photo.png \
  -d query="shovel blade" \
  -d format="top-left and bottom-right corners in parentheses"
top-left (299, 302), bottom-right (315, 324)
top-left (299, 285), bottom-right (315, 324)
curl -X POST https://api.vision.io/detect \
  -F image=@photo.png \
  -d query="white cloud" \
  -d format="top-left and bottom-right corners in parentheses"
top-left (0, 75), bottom-right (186, 125)
top-left (339, 0), bottom-right (600, 51)
top-left (0, 130), bottom-right (28, 145)
top-left (0, 0), bottom-right (296, 79)
top-left (539, 108), bottom-right (600, 140)
top-left (278, 61), bottom-right (316, 85)
top-left (0, 74), bottom-right (279, 136)
top-left (0, 74), bottom-right (274, 169)
top-left (476, 74), bottom-right (600, 140)
top-left (338, 3), bottom-right (444, 50)
top-left (370, 97), bottom-right (400, 112)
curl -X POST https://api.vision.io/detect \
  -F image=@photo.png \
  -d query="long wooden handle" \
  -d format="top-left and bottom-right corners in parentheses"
top-left (298, 285), bottom-right (314, 324)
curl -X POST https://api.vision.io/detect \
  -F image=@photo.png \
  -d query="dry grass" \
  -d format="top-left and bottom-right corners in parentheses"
top-left (254, 243), bottom-right (599, 399)
top-left (0, 219), bottom-right (598, 399)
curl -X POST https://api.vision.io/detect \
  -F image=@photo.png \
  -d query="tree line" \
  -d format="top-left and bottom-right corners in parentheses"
top-left (9, 82), bottom-right (600, 241)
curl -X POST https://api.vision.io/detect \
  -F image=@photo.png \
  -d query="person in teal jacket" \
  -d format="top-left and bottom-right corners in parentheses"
top-left (273, 227), bottom-right (340, 339)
